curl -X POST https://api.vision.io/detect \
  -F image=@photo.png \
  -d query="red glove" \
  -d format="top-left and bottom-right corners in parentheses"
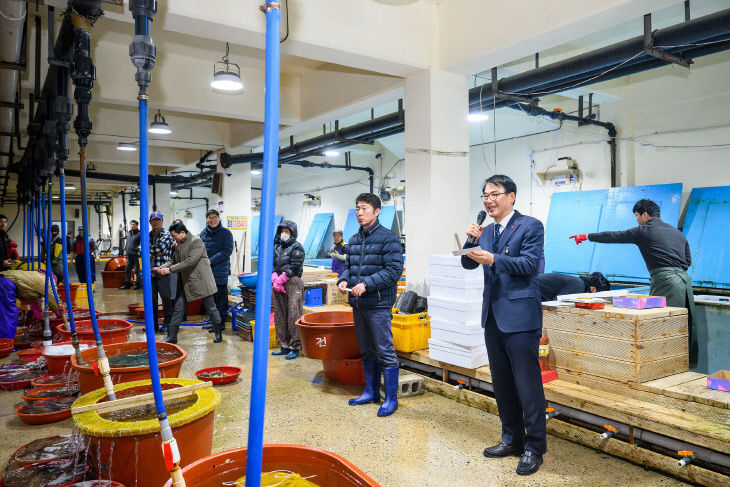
top-left (569, 234), bottom-right (588, 245)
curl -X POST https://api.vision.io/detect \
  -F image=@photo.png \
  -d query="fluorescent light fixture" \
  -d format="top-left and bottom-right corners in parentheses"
top-left (468, 112), bottom-right (489, 122)
top-left (251, 169), bottom-right (262, 175)
top-left (52, 195), bottom-right (59, 199)
top-left (324, 150), bottom-right (340, 157)
top-left (169, 190), bottom-right (178, 196)
top-left (117, 142), bottom-right (137, 151)
top-left (211, 42), bottom-right (243, 92)
top-left (149, 110), bottom-right (172, 134)
top-left (65, 185), bottom-right (75, 190)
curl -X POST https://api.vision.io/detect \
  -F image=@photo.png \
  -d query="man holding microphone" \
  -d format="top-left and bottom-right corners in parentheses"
top-left (461, 174), bottom-right (546, 476)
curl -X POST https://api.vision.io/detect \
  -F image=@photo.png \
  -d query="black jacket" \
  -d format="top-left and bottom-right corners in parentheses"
top-left (536, 273), bottom-right (588, 301)
top-left (273, 220), bottom-right (305, 278)
top-left (338, 221), bottom-right (403, 309)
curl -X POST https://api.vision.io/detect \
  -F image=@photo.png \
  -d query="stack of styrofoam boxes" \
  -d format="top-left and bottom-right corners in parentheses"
top-left (427, 255), bottom-right (489, 369)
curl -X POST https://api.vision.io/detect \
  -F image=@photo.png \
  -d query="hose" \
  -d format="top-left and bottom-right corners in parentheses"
top-left (128, 2), bottom-right (183, 484)
top-left (42, 188), bottom-right (52, 346)
top-left (29, 199), bottom-right (34, 270)
top-left (246, 3), bottom-right (281, 485)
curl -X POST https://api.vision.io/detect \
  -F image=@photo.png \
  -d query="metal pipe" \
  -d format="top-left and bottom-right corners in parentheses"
top-left (170, 196), bottom-right (209, 213)
top-left (64, 168), bottom-right (187, 185)
top-left (247, 2), bottom-right (281, 485)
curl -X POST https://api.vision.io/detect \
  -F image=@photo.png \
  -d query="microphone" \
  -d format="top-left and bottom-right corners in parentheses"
top-left (466, 210), bottom-right (487, 246)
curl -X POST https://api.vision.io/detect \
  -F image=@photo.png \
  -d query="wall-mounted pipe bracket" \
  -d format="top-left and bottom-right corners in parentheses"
top-left (644, 14), bottom-right (692, 68)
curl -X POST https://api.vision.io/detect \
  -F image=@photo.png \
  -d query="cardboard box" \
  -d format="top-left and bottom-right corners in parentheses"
top-left (707, 370), bottom-right (730, 392)
top-left (612, 294), bottom-right (666, 309)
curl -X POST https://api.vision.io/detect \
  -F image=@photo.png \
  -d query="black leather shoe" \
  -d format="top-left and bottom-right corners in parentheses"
top-left (516, 451), bottom-right (543, 476)
top-left (118, 283), bottom-right (132, 290)
top-left (483, 441), bottom-right (524, 458)
top-left (213, 333), bottom-right (222, 343)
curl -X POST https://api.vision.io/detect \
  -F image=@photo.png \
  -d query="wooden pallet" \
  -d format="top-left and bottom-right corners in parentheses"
top-left (635, 372), bottom-right (730, 410)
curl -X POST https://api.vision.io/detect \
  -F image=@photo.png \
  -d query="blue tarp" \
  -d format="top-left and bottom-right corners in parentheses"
top-left (251, 214), bottom-right (282, 257)
top-left (302, 213), bottom-right (334, 259)
top-left (0, 277), bottom-right (17, 339)
top-left (683, 186), bottom-right (730, 289)
top-left (544, 183), bottom-right (683, 283)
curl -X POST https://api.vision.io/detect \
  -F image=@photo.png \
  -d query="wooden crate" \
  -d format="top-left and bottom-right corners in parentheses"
top-left (543, 304), bottom-right (689, 383)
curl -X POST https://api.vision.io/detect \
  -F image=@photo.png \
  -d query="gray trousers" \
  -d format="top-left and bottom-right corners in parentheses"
top-left (171, 292), bottom-right (221, 331)
top-left (272, 276), bottom-right (303, 350)
top-left (353, 307), bottom-right (398, 367)
top-left (124, 253), bottom-right (141, 284)
top-left (151, 274), bottom-right (173, 331)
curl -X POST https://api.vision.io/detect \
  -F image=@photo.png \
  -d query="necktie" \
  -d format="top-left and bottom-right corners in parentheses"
top-left (493, 223), bottom-right (501, 250)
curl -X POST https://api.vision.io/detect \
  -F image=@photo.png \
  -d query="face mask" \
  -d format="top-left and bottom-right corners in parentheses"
top-left (280, 234), bottom-right (290, 242)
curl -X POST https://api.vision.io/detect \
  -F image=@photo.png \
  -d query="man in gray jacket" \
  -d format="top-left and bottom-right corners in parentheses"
top-left (155, 222), bottom-right (222, 344)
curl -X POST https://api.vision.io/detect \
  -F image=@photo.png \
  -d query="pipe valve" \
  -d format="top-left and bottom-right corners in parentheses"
top-left (546, 407), bottom-right (560, 420)
top-left (453, 380), bottom-right (467, 391)
top-left (600, 425), bottom-right (617, 439)
top-left (677, 451), bottom-right (694, 467)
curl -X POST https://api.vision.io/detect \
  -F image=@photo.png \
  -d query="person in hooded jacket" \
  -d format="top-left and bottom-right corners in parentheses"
top-left (271, 220), bottom-right (305, 360)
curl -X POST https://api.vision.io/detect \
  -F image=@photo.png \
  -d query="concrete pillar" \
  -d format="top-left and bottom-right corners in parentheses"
top-left (221, 165), bottom-right (252, 276)
top-left (404, 68), bottom-right (470, 295)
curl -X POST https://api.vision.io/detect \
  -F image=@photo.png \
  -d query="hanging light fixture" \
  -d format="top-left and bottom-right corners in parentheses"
top-left (211, 42), bottom-right (243, 92)
top-left (149, 109), bottom-right (172, 134)
top-left (468, 112), bottom-right (489, 122)
top-left (117, 142), bottom-right (137, 151)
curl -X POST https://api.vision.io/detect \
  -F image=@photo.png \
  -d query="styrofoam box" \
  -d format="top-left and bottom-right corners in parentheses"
top-left (429, 255), bottom-right (482, 279)
top-left (430, 285), bottom-right (483, 302)
top-left (430, 317), bottom-right (483, 347)
top-left (428, 295), bottom-right (482, 324)
top-left (429, 338), bottom-right (489, 369)
top-left (430, 275), bottom-right (483, 289)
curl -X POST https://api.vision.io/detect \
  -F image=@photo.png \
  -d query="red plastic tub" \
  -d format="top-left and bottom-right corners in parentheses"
top-left (0, 369), bottom-right (46, 390)
top-left (0, 338), bottom-right (14, 358)
top-left (296, 311), bottom-right (360, 360)
top-left (42, 341), bottom-right (97, 375)
top-left (163, 444), bottom-right (380, 487)
top-left (31, 373), bottom-right (73, 390)
top-left (14, 403), bottom-right (73, 424)
top-left (186, 299), bottom-right (202, 315)
top-left (56, 319), bottom-right (133, 345)
top-left (9, 435), bottom-right (89, 467)
top-left (100, 270), bottom-right (126, 288)
top-left (57, 283), bottom-right (80, 306)
top-left (70, 341), bottom-right (187, 394)
top-left (50, 308), bottom-right (102, 327)
top-left (68, 482), bottom-right (126, 487)
top-left (1, 458), bottom-right (87, 487)
top-left (322, 358), bottom-right (365, 386)
top-left (16, 348), bottom-right (43, 363)
top-left (104, 257), bottom-right (127, 272)
top-left (195, 366), bottom-right (242, 385)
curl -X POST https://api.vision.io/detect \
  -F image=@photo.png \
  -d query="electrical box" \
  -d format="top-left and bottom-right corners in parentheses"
top-left (537, 157), bottom-right (580, 186)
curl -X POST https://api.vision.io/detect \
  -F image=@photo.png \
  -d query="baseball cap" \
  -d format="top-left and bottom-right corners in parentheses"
top-left (149, 211), bottom-right (164, 221)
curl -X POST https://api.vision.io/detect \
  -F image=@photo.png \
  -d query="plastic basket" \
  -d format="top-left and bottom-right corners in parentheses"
top-left (391, 310), bottom-right (430, 353)
top-left (251, 314), bottom-right (279, 349)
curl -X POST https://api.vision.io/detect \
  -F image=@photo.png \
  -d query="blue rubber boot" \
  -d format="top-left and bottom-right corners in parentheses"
top-left (348, 360), bottom-right (381, 406)
top-left (285, 349), bottom-right (299, 360)
top-left (271, 348), bottom-right (289, 356)
top-left (377, 366), bottom-right (399, 417)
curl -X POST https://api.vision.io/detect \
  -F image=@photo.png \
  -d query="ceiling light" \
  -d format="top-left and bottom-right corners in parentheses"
top-left (251, 169), bottom-right (262, 175)
top-left (211, 42), bottom-right (243, 92)
top-left (169, 190), bottom-right (178, 196)
top-left (65, 185), bottom-right (75, 190)
top-left (149, 109), bottom-right (172, 134)
top-left (324, 150), bottom-right (340, 157)
top-left (468, 112), bottom-right (489, 122)
top-left (117, 142), bottom-right (137, 151)
top-left (52, 195), bottom-right (59, 199)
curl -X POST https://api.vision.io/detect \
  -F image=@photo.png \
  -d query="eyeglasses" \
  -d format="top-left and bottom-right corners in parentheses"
top-left (481, 192), bottom-right (506, 201)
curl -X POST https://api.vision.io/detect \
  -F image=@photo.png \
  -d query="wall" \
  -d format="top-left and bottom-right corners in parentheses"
top-left (469, 50), bottom-right (730, 229)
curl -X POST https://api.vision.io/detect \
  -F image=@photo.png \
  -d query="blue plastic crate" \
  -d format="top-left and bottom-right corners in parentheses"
top-left (304, 288), bottom-right (323, 307)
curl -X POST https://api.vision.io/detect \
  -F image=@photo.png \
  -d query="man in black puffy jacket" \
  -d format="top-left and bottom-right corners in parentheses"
top-left (271, 220), bottom-right (305, 360)
top-left (338, 193), bottom-right (403, 417)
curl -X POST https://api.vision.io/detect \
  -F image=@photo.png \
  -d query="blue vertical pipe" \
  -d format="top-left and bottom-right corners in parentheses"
top-left (246, 2), bottom-right (281, 485)
top-left (138, 98), bottom-right (166, 414)
top-left (37, 195), bottom-right (42, 269)
top-left (79, 157), bottom-right (103, 344)
top-left (21, 206), bottom-right (26, 265)
top-left (29, 199), bottom-right (34, 270)
top-left (59, 171), bottom-right (77, 334)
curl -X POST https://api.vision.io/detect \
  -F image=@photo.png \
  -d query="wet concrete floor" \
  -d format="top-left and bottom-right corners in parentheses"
top-left (0, 280), bottom-right (692, 487)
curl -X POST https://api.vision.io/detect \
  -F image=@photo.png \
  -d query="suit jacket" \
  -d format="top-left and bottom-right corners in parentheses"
top-left (461, 211), bottom-right (544, 333)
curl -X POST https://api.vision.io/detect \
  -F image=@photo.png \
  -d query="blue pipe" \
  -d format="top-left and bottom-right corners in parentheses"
top-left (59, 171), bottom-right (78, 334)
top-left (246, 2), bottom-right (281, 485)
top-left (29, 199), bottom-right (34, 270)
top-left (137, 98), bottom-right (166, 417)
top-left (36, 198), bottom-right (42, 266)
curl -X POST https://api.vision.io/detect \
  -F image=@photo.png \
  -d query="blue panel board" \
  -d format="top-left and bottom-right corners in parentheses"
top-left (304, 258), bottom-right (333, 267)
top-left (378, 206), bottom-right (398, 233)
top-left (683, 186), bottom-right (730, 289)
top-left (302, 213), bottom-right (334, 259)
top-left (592, 183), bottom-right (682, 283)
top-left (544, 189), bottom-right (607, 275)
top-left (251, 214), bottom-right (283, 256)
top-left (343, 209), bottom-right (359, 243)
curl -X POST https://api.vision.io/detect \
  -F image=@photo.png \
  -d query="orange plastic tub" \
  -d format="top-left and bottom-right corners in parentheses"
top-left (100, 270), bottom-right (126, 288)
top-left (296, 311), bottom-right (360, 360)
top-left (50, 308), bottom-right (102, 327)
top-left (0, 338), bottom-right (14, 358)
top-left (15, 403), bottom-right (72, 424)
top-left (42, 341), bottom-right (96, 375)
top-left (56, 319), bottom-right (133, 345)
top-left (104, 257), bottom-right (127, 272)
top-left (73, 379), bottom-right (220, 487)
top-left (57, 283), bottom-right (80, 306)
top-left (163, 444), bottom-right (380, 487)
top-left (70, 341), bottom-right (187, 394)
top-left (186, 299), bottom-right (202, 315)
top-left (322, 358), bottom-right (365, 386)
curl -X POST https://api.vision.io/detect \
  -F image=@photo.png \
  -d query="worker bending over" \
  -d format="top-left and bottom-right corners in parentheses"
top-left (537, 272), bottom-right (610, 302)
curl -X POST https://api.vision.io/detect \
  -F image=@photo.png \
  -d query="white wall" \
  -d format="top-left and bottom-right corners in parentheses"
top-left (469, 50), bottom-right (730, 228)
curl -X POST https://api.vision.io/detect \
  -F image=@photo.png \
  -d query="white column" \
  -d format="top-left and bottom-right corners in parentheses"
top-left (404, 68), bottom-right (470, 295)
top-left (221, 164), bottom-right (252, 276)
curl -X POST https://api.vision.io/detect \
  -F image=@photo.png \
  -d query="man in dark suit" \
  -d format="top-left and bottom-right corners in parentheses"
top-left (461, 174), bottom-right (546, 476)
